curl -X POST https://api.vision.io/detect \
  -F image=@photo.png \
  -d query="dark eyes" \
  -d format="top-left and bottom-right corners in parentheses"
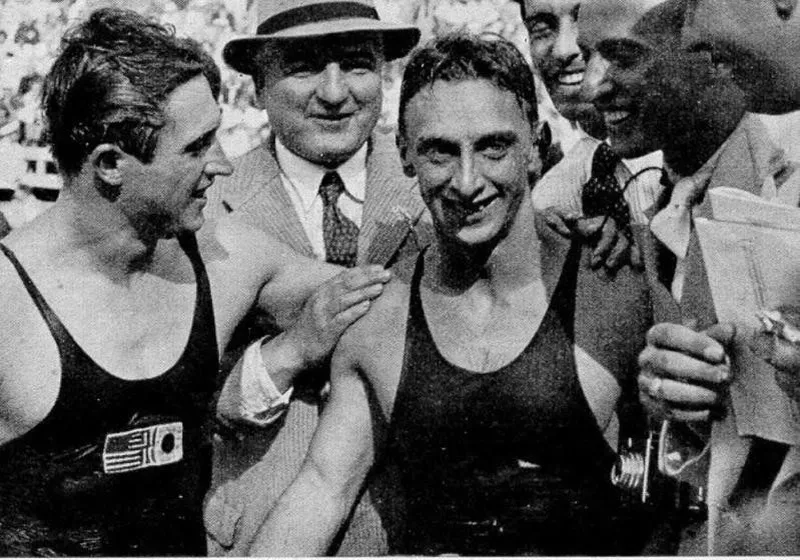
top-left (285, 55), bottom-right (377, 77)
top-left (420, 141), bottom-right (511, 164)
top-left (421, 144), bottom-right (457, 164)
top-left (482, 143), bottom-right (509, 160)
top-left (186, 135), bottom-right (215, 156)
top-left (525, 16), bottom-right (557, 41)
top-left (600, 43), bottom-right (649, 69)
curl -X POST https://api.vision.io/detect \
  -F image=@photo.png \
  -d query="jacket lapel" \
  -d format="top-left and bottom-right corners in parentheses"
top-left (228, 139), bottom-right (315, 257)
top-left (358, 134), bottom-right (427, 266)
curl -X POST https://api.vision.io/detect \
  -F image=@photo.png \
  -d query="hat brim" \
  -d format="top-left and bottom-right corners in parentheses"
top-left (223, 19), bottom-right (421, 74)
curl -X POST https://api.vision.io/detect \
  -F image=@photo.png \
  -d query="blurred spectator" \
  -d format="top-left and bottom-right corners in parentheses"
top-left (16, 72), bottom-right (44, 145)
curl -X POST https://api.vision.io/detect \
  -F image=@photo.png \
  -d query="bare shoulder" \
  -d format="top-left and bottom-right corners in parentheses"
top-left (335, 254), bottom-right (416, 397)
top-left (0, 239), bottom-right (62, 444)
top-left (196, 216), bottom-right (301, 289)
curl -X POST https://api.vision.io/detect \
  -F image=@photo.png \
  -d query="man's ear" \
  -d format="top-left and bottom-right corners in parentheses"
top-left (396, 133), bottom-right (416, 178)
top-left (90, 144), bottom-right (126, 201)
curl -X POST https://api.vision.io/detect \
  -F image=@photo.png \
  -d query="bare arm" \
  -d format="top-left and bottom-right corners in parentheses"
top-left (257, 264), bottom-right (390, 393)
top-left (204, 217), bottom-right (389, 422)
top-left (248, 344), bottom-right (379, 556)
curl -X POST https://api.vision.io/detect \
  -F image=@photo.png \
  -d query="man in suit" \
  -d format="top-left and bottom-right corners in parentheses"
top-left (638, 0), bottom-right (800, 554)
top-left (203, 0), bottom-right (425, 555)
top-left (569, 0), bottom-right (799, 554)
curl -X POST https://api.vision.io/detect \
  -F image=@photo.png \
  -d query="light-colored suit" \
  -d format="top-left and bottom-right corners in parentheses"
top-left (203, 132), bottom-right (431, 556)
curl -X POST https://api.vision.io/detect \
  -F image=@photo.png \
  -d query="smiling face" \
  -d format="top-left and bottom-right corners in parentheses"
top-left (682, 0), bottom-right (800, 114)
top-left (523, 0), bottom-right (595, 122)
top-left (577, 0), bottom-right (668, 158)
top-left (400, 79), bottom-right (535, 249)
top-left (578, 0), bottom-right (746, 167)
top-left (120, 75), bottom-right (232, 238)
top-left (257, 34), bottom-right (384, 168)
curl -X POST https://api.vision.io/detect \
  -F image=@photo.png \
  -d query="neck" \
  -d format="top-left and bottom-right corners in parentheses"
top-left (429, 197), bottom-right (542, 297)
top-left (662, 95), bottom-right (746, 179)
top-left (48, 189), bottom-right (163, 280)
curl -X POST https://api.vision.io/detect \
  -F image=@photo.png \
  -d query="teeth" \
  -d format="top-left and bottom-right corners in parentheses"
top-left (603, 110), bottom-right (631, 125)
top-left (558, 72), bottom-right (584, 86)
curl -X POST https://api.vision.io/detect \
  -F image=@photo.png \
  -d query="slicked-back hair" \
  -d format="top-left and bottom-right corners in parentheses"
top-left (43, 8), bottom-right (221, 177)
top-left (398, 33), bottom-right (537, 140)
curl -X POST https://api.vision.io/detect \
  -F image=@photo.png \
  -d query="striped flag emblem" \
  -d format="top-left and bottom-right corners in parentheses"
top-left (102, 422), bottom-right (183, 474)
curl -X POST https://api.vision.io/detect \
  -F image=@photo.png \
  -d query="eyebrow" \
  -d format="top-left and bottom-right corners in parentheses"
top-left (475, 131), bottom-right (519, 149)
top-left (184, 126), bottom-right (219, 153)
top-left (415, 136), bottom-right (459, 155)
top-left (415, 131), bottom-right (520, 153)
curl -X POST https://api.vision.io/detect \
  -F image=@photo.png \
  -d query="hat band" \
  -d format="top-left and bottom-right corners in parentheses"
top-left (257, 2), bottom-right (379, 35)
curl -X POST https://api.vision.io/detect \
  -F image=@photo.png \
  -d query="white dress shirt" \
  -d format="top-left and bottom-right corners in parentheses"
top-left (533, 136), bottom-right (665, 224)
top-left (217, 140), bottom-right (370, 428)
top-left (276, 137), bottom-right (367, 261)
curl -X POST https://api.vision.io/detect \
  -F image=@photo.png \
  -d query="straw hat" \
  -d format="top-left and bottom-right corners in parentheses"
top-left (223, 0), bottom-right (421, 75)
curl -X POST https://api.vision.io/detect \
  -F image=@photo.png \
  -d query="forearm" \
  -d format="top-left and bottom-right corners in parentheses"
top-left (259, 331), bottom-right (311, 395)
top-left (217, 334), bottom-right (309, 428)
top-left (248, 465), bottom-right (354, 556)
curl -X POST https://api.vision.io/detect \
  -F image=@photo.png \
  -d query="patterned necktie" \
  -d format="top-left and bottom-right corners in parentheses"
top-left (653, 171), bottom-right (678, 289)
top-left (319, 171), bottom-right (359, 268)
top-left (581, 142), bottom-right (632, 240)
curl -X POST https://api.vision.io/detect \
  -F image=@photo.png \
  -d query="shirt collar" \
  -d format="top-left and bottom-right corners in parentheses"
top-left (275, 137), bottom-right (367, 211)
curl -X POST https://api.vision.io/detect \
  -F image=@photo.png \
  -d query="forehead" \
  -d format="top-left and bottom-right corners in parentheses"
top-left (159, 76), bottom-right (220, 147)
top-left (683, 0), bottom-right (799, 43)
top-left (405, 79), bottom-right (530, 141)
top-left (579, 0), bottom-right (668, 48)
top-left (524, 0), bottom-right (580, 15)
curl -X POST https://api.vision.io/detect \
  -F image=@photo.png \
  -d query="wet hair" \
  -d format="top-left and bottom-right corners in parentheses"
top-left (43, 8), bottom-right (220, 177)
top-left (398, 33), bottom-right (538, 139)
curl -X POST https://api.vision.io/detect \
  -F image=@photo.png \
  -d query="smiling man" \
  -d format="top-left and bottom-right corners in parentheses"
top-left (246, 33), bottom-right (659, 557)
top-left (547, 0), bottom-right (800, 554)
top-left (522, 0), bottom-right (605, 154)
top-left (0, 9), bottom-right (390, 556)
top-left (202, 0), bottom-right (426, 556)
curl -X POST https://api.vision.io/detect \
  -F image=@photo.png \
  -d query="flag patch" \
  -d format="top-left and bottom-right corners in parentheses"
top-left (102, 422), bottom-right (183, 474)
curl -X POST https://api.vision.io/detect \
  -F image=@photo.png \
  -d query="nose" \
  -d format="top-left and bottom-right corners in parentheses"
top-left (581, 52), bottom-right (612, 103)
top-left (316, 63), bottom-right (348, 106)
top-left (205, 140), bottom-right (233, 177)
top-left (452, 152), bottom-right (485, 199)
top-left (552, 18), bottom-right (581, 62)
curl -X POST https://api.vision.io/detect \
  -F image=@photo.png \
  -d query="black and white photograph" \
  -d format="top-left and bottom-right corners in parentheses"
top-left (0, 0), bottom-right (798, 556)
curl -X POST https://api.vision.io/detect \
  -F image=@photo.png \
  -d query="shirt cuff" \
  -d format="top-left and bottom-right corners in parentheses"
top-left (217, 335), bottom-right (294, 429)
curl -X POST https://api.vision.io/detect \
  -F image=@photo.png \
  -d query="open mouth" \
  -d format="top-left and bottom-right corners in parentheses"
top-left (191, 184), bottom-right (211, 199)
top-left (444, 194), bottom-right (500, 223)
top-left (311, 113), bottom-right (354, 122)
top-left (556, 70), bottom-right (584, 87)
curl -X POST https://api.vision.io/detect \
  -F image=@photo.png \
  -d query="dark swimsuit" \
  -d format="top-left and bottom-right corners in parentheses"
top-left (388, 244), bottom-right (630, 555)
top-left (0, 235), bottom-right (218, 557)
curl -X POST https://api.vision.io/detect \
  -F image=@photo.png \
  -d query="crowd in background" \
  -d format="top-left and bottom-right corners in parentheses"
top-left (0, 0), bottom-right (796, 228)
top-left (0, 0), bottom-right (528, 228)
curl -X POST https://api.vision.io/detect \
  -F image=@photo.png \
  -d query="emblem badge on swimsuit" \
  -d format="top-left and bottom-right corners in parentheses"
top-left (102, 421), bottom-right (184, 474)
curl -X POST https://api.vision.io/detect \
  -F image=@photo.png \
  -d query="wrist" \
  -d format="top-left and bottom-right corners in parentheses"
top-left (260, 331), bottom-right (312, 394)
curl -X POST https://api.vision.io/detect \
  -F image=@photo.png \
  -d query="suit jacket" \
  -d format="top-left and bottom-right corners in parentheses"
top-left (204, 133), bottom-right (431, 556)
top-left (637, 114), bottom-right (800, 555)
